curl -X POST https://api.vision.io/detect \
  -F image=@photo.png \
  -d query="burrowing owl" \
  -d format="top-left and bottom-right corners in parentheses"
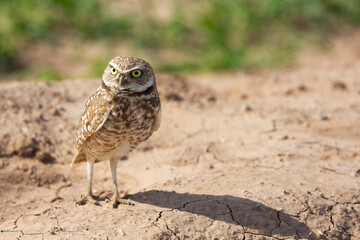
top-left (71, 56), bottom-right (161, 207)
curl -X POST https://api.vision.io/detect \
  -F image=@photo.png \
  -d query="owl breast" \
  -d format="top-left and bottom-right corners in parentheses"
top-left (86, 93), bottom-right (160, 162)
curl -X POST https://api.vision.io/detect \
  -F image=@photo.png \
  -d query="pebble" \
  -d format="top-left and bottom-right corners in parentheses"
top-left (118, 228), bottom-right (125, 236)
top-left (319, 113), bottom-right (329, 121)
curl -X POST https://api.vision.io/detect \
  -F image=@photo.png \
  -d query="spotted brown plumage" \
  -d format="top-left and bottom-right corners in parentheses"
top-left (72, 88), bottom-right (113, 164)
top-left (71, 56), bottom-right (161, 207)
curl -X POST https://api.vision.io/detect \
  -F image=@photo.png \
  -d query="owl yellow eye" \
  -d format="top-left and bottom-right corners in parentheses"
top-left (110, 67), bottom-right (117, 76)
top-left (131, 69), bottom-right (142, 78)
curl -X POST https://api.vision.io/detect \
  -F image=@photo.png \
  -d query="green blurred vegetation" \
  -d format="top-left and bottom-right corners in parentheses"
top-left (0, 0), bottom-right (360, 79)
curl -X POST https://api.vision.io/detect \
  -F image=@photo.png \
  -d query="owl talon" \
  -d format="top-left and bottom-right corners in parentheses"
top-left (77, 193), bottom-right (101, 206)
top-left (112, 195), bottom-right (134, 208)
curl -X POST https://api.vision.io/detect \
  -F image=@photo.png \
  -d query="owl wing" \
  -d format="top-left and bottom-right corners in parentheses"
top-left (71, 89), bottom-right (113, 165)
top-left (75, 89), bottom-right (113, 149)
top-left (151, 108), bottom-right (161, 134)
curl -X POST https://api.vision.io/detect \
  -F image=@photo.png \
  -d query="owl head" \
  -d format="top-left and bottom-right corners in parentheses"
top-left (102, 56), bottom-right (155, 95)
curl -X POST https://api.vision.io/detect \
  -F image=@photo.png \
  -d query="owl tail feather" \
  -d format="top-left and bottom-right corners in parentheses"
top-left (71, 147), bottom-right (87, 166)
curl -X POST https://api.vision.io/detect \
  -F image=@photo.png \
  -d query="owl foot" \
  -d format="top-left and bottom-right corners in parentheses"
top-left (76, 193), bottom-right (101, 206)
top-left (111, 195), bottom-right (134, 208)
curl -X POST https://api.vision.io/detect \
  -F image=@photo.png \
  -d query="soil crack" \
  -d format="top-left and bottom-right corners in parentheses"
top-left (215, 200), bottom-right (241, 226)
top-left (270, 211), bottom-right (281, 237)
top-left (215, 200), bottom-right (284, 239)
top-left (152, 210), bottom-right (180, 239)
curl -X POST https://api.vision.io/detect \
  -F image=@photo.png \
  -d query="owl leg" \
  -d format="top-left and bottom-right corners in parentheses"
top-left (110, 158), bottom-right (134, 208)
top-left (77, 159), bottom-right (101, 206)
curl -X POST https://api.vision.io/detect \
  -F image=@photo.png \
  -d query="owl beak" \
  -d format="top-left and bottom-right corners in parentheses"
top-left (119, 75), bottom-right (130, 89)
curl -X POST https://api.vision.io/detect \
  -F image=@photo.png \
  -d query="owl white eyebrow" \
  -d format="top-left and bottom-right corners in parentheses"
top-left (109, 62), bottom-right (143, 73)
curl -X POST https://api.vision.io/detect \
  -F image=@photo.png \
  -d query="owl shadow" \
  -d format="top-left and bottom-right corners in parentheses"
top-left (130, 190), bottom-right (324, 239)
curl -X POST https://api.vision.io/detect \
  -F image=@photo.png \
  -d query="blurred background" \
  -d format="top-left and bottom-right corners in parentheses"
top-left (0, 0), bottom-right (360, 81)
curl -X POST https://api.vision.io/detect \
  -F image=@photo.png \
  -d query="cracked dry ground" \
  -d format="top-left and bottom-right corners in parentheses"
top-left (1, 43), bottom-right (360, 240)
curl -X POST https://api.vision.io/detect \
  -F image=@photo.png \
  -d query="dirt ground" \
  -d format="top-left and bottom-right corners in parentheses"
top-left (1, 33), bottom-right (360, 240)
